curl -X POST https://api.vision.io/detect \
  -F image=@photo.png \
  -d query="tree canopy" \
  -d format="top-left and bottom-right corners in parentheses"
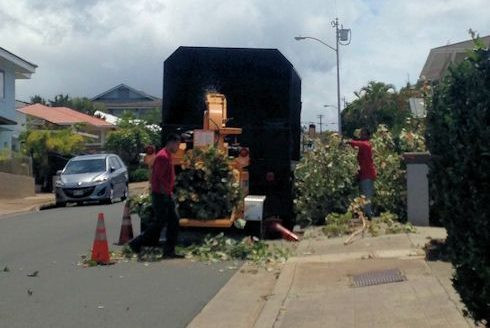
top-left (105, 114), bottom-right (161, 167)
top-left (341, 81), bottom-right (418, 137)
top-left (29, 94), bottom-right (106, 115)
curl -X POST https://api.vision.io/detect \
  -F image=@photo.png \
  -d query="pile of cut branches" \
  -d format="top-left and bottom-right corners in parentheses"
top-left (175, 147), bottom-right (242, 220)
top-left (178, 233), bottom-right (290, 265)
top-left (322, 197), bottom-right (416, 244)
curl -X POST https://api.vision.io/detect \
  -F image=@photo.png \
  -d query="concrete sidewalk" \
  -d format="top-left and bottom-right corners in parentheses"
top-left (189, 228), bottom-right (477, 328)
top-left (0, 193), bottom-right (55, 217)
top-left (0, 181), bottom-right (149, 218)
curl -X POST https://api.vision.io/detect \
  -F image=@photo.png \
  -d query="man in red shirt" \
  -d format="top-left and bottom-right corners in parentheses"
top-left (348, 128), bottom-right (377, 218)
top-left (129, 134), bottom-right (181, 257)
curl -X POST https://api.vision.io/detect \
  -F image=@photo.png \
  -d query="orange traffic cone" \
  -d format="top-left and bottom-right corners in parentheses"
top-left (116, 201), bottom-right (134, 245)
top-left (91, 212), bottom-right (111, 264)
top-left (265, 218), bottom-right (299, 242)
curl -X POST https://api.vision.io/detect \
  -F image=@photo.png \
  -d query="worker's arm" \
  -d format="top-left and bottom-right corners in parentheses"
top-left (347, 140), bottom-right (363, 148)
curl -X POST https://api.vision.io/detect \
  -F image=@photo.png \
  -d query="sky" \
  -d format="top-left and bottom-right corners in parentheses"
top-left (1, 0), bottom-right (489, 129)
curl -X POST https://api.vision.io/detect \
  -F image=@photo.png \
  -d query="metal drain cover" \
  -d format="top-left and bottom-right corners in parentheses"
top-left (352, 268), bottom-right (406, 288)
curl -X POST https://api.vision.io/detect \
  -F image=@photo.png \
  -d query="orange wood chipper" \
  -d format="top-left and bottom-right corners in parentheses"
top-left (172, 92), bottom-right (252, 229)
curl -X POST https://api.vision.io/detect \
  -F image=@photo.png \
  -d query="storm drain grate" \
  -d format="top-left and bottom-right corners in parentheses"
top-left (352, 268), bottom-right (406, 288)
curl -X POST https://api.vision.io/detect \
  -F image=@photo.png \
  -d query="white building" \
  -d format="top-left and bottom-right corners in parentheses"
top-left (0, 47), bottom-right (37, 151)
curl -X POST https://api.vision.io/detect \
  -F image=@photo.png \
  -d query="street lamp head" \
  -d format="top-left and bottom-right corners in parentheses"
top-left (294, 36), bottom-right (306, 41)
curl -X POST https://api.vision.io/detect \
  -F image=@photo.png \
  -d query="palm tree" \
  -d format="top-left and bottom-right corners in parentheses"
top-left (341, 81), bottom-right (410, 137)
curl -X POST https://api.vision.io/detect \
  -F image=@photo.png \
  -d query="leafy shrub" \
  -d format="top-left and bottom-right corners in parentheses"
top-left (371, 125), bottom-right (407, 219)
top-left (323, 211), bottom-right (353, 237)
top-left (175, 147), bottom-right (242, 220)
top-left (129, 167), bottom-right (149, 182)
top-left (294, 133), bottom-right (358, 227)
top-left (398, 118), bottom-right (427, 153)
top-left (105, 116), bottom-right (156, 166)
top-left (426, 39), bottom-right (489, 325)
top-left (129, 193), bottom-right (153, 230)
top-left (368, 212), bottom-right (416, 236)
top-left (20, 129), bottom-right (84, 186)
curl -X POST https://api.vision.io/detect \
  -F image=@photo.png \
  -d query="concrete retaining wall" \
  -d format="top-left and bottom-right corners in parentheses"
top-left (0, 172), bottom-right (35, 198)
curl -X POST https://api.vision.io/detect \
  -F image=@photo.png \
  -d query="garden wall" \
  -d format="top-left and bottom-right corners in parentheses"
top-left (0, 172), bottom-right (35, 198)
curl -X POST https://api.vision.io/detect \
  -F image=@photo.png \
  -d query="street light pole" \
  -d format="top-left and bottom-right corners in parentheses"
top-left (295, 18), bottom-right (351, 135)
top-left (334, 17), bottom-right (342, 135)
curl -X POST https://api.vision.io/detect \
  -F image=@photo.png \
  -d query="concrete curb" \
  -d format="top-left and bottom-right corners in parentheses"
top-left (187, 263), bottom-right (280, 328)
top-left (253, 262), bottom-right (297, 328)
top-left (289, 248), bottom-right (425, 264)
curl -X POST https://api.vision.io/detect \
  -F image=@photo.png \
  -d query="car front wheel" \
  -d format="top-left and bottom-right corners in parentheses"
top-left (101, 185), bottom-right (114, 205)
top-left (121, 184), bottom-right (128, 201)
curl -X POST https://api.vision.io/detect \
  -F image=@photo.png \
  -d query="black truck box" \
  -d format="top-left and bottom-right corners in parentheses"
top-left (162, 46), bottom-right (301, 224)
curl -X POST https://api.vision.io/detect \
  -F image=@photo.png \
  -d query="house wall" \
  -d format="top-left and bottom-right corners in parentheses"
top-left (0, 60), bottom-right (16, 150)
top-left (11, 111), bottom-right (26, 152)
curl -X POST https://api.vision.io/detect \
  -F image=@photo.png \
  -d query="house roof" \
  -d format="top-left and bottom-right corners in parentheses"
top-left (419, 35), bottom-right (490, 81)
top-left (0, 47), bottom-right (37, 79)
top-left (91, 83), bottom-right (159, 102)
top-left (18, 104), bottom-right (114, 128)
top-left (94, 99), bottom-right (162, 109)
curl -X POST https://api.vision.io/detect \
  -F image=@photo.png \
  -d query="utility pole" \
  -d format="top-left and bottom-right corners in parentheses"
top-left (333, 17), bottom-right (341, 135)
top-left (317, 114), bottom-right (324, 134)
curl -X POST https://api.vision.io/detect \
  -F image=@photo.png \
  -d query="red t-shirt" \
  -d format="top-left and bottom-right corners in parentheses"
top-left (150, 148), bottom-right (175, 195)
top-left (348, 140), bottom-right (377, 180)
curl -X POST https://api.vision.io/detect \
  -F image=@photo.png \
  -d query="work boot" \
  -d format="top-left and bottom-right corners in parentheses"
top-left (163, 248), bottom-right (184, 259)
top-left (128, 238), bottom-right (142, 254)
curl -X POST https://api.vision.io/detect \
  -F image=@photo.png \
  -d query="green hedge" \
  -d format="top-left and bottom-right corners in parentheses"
top-left (129, 167), bottom-right (149, 182)
top-left (426, 41), bottom-right (489, 324)
top-left (294, 133), bottom-right (358, 226)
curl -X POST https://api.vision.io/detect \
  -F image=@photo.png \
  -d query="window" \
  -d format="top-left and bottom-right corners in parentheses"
top-left (64, 159), bottom-right (107, 174)
top-left (116, 156), bottom-right (125, 168)
top-left (0, 70), bottom-right (4, 99)
top-left (110, 157), bottom-right (121, 169)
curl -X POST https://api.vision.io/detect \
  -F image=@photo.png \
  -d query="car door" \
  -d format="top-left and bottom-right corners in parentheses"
top-left (109, 157), bottom-right (123, 197)
top-left (116, 156), bottom-right (128, 185)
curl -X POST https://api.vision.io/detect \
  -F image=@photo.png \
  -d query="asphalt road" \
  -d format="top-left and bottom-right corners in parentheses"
top-left (0, 202), bottom-right (236, 328)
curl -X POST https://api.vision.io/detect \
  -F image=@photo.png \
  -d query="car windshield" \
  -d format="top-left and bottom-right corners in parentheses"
top-left (64, 159), bottom-right (107, 174)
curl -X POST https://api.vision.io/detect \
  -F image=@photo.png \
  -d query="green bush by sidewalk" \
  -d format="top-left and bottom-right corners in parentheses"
top-left (426, 37), bottom-right (490, 325)
top-left (129, 167), bottom-right (149, 182)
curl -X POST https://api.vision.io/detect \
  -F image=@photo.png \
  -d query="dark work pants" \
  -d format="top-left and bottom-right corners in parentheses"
top-left (131, 192), bottom-right (179, 253)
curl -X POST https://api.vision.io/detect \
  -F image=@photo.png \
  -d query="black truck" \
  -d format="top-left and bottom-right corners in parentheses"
top-left (162, 46), bottom-right (301, 228)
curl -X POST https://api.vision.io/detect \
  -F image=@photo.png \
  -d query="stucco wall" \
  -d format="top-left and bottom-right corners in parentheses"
top-left (406, 163), bottom-right (430, 226)
top-left (0, 171), bottom-right (35, 198)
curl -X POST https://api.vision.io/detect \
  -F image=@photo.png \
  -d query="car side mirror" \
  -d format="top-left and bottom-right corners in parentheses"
top-left (56, 170), bottom-right (63, 175)
top-left (110, 166), bottom-right (116, 172)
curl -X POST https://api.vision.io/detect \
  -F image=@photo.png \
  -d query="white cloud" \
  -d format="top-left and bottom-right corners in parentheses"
top-left (1, 0), bottom-right (489, 129)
